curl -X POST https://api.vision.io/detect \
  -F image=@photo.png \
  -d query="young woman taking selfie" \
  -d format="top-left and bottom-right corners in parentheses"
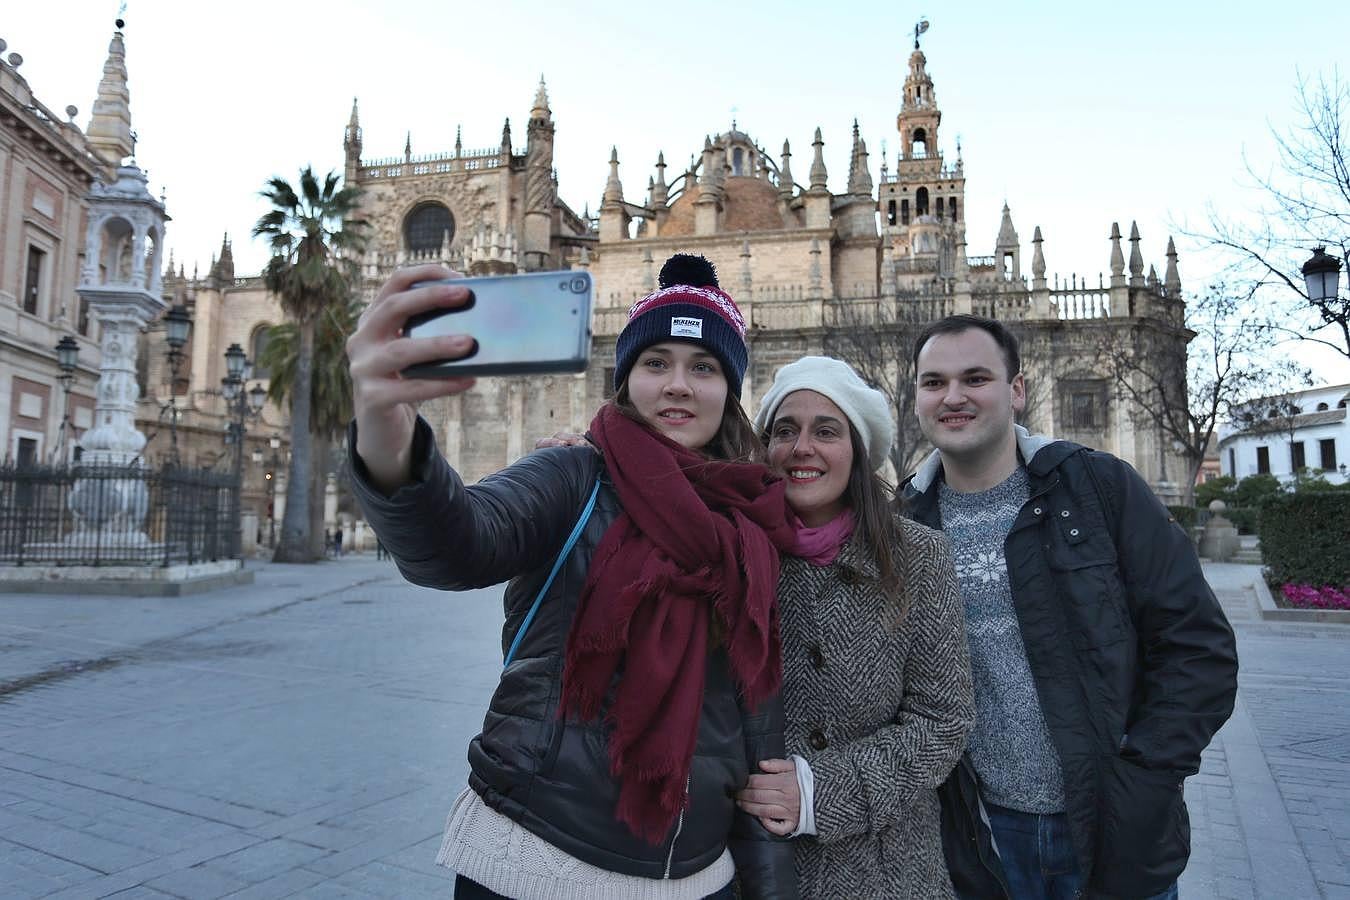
top-left (346, 255), bottom-right (797, 900)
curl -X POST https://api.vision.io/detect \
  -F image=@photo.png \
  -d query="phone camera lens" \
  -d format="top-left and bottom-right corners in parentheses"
top-left (570, 277), bottom-right (587, 294)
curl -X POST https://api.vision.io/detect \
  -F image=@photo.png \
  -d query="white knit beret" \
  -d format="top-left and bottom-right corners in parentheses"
top-left (752, 356), bottom-right (895, 472)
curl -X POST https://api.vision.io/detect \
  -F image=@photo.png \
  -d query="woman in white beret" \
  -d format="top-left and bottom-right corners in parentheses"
top-left (734, 356), bottom-right (975, 899)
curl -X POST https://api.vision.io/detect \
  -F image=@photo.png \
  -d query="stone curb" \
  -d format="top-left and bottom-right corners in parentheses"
top-left (1252, 574), bottom-right (1350, 624)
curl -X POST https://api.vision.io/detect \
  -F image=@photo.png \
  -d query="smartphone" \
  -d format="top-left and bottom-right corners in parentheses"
top-left (401, 270), bottom-right (593, 377)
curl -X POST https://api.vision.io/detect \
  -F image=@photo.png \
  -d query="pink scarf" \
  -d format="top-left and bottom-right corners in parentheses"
top-left (787, 509), bottom-right (856, 566)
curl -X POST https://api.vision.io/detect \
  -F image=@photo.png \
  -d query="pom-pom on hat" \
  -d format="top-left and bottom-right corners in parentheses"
top-left (613, 253), bottom-right (749, 397)
top-left (753, 356), bottom-right (896, 472)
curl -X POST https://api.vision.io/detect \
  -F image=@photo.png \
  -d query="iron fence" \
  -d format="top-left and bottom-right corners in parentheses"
top-left (0, 460), bottom-right (239, 567)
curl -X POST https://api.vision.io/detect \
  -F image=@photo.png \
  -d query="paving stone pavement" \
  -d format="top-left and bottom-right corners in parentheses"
top-left (0, 555), bottom-right (1347, 898)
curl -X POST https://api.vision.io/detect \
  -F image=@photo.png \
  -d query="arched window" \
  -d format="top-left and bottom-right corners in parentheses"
top-left (1316, 402), bottom-right (1329, 411)
top-left (404, 202), bottom-right (455, 253)
top-left (936, 197), bottom-right (945, 221)
top-left (732, 147), bottom-right (745, 176)
top-left (887, 200), bottom-right (897, 226)
top-left (916, 187), bottom-right (930, 216)
top-left (950, 198), bottom-right (959, 221)
top-left (900, 199), bottom-right (910, 225)
top-left (912, 128), bottom-right (928, 157)
top-left (252, 326), bottom-right (273, 380)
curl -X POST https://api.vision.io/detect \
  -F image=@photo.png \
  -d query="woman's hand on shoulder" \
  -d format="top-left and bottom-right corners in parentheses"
top-left (533, 431), bottom-right (595, 452)
top-left (348, 265), bottom-right (476, 492)
top-left (735, 758), bottom-right (800, 836)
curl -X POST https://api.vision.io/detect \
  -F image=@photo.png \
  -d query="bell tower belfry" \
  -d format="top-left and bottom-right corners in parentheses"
top-left (897, 36), bottom-right (940, 160)
top-left (878, 21), bottom-right (967, 285)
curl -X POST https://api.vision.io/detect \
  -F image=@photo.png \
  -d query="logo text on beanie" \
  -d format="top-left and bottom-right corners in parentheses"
top-left (670, 317), bottom-right (703, 339)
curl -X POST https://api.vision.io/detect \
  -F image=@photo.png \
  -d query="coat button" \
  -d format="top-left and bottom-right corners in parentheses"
top-left (1033, 507), bottom-right (1043, 515)
top-left (808, 728), bottom-right (828, 751)
top-left (1070, 528), bottom-right (1080, 537)
top-left (1060, 510), bottom-right (1071, 518)
top-left (809, 646), bottom-right (825, 670)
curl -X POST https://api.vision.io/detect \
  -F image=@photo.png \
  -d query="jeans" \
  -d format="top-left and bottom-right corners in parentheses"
top-left (985, 803), bottom-right (1179, 900)
top-left (454, 874), bottom-right (735, 899)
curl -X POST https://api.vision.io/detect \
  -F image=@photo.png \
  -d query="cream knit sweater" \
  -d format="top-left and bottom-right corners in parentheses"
top-left (436, 788), bottom-right (735, 900)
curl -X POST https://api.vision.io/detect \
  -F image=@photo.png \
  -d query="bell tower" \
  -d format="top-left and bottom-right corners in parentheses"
top-left (877, 20), bottom-right (967, 286)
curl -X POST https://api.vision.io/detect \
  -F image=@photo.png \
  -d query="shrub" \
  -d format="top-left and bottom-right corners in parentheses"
top-left (1258, 492), bottom-right (1350, 589)
top-left (1226, 507), bottom-right (1261, 534)
top-left (1195, 475), bottom-right (1236, 508)
top-left (1233, 473), bottom-right (1283, 507)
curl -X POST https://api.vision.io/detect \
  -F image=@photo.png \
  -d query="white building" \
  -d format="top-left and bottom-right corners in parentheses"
top-left (1219, 383), bottom-right (1349, 485)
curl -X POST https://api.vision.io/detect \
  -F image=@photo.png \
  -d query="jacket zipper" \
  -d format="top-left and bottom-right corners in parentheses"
top-left (662, 774), bottom-right (692, 879)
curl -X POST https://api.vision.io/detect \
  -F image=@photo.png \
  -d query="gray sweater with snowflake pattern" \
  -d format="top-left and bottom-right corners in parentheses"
top-left (938, 465), bottom-right (1065, 813)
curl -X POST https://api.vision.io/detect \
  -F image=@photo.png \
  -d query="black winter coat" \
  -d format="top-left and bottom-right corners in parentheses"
top-left (902, 435), bottom-right (1238, 899)
top-left (349, 417), bottom-right (796, 898)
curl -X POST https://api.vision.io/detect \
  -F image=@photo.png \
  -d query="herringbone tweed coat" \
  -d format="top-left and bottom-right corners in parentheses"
top-left (779, 517), bottom-right (974, 899)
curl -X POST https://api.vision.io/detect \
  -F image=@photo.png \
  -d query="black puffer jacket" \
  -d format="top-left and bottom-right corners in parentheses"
top-left (349, 417), bottom-right (796, 898)
top-left (902, 431), bottom-right (1238, 899)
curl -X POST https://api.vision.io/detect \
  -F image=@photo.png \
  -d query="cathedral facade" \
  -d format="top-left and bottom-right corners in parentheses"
top-left (1, 22), bottom-right (1193, 548)
top-left (343, 41), bottom-right (1193, 499)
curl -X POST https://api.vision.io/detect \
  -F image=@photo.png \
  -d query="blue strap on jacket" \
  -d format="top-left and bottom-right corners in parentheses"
top-left (503, 477), bottom-right (601, 667)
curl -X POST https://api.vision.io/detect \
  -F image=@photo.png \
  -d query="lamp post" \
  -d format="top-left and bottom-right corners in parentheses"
top-left (162, 304), bottom-right (192, 464)
top-left (222, 343), bottom-right (267, 556)
top-left (52, 336), bottom-right (79, 462)
top-left (266, 435), bottom-right (282, 546)
top-left (1303, 247), bottom-right (1343, 303)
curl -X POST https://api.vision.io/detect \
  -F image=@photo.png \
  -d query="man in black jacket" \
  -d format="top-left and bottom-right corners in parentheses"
top-left (901, 315), bottom-right (1238, 899)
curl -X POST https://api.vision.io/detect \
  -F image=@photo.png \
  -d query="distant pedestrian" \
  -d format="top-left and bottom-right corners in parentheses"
top-left (376, 538), bottom-right (387, 561)
top-left (333, 528), bottom-right (343, 558)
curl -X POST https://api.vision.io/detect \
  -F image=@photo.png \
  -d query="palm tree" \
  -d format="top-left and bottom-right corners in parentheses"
top-left (258, 295), bottom-right (360, 558)
top-left (252, 167), bottom-right (365, 562)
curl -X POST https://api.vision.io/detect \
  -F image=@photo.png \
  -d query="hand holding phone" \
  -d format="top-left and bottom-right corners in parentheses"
top-left (401, 270), bottom-right (593, 378)
top-left (348, 265), bottom-right (479, 493)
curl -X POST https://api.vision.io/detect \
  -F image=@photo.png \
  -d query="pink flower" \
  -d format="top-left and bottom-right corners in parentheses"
top-left (1281, 583), bottom-right (1350, 610)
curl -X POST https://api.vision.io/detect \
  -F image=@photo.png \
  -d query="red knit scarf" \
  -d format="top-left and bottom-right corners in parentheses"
top-left (560, 403), bottom-right (795, 843)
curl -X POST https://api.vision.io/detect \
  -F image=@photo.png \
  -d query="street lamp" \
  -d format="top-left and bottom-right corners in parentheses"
top-left (267, 435), bottom-right (282, 546)
top-left (222, 344), bottom-right (267, 556)
top-left (52, 335), bottom-right (79, 462)
top-left (162, 304), bottom-right (192, 463)
top-left (1303, 247), bottom-right (1342, 302)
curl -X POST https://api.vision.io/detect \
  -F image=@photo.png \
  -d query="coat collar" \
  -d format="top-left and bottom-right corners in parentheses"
top-left (903, 426), bottom-right (1086, 505)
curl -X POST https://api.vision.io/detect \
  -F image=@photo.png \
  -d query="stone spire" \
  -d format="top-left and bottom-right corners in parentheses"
top-left (650, 151), bottom-right (668, 207)
top-left (211, 233), bottom-right (234, 283)
top-left (847, 120), bottom-right (873, 196)
top-left (404, 131), bottom-right (412, 162)
top-left (603, 147), bottom-right (624, 204)
top-left (778, 140), bottom-right (794, 200)
top-left (501, 118), bottom-right (512, 153)
top-left (1031, 226), bottom-right (1046, 289)
top-left (996, 203), bottom-right (1019, 250)
top-left (1108, 222), bottom-right (1125, 286)
top-left (1128, 221), bottom-right (1145, 286)
top-left (808, 127), bottom-right (828, 190)
top-left (531, 75), bottom-right (551, 122)
top-left (344, 98), bottom-right (362, 161)
top-left (86, 23), bottom-right (134, 166)
top-left (1164, 237), bottom-right (1181, 294)
top-left (454, 125), bottom-right (462, 157)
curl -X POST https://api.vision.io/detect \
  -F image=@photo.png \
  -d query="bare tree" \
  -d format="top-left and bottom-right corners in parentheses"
top-left (1095, 284), bottom-right (1309, 505)
top-left (1194, 72), bottom-right (1350, 360)
top-left (823, 294), bottom-right (935, 480)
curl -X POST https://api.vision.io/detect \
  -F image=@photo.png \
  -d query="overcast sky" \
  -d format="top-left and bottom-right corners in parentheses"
top-left (6, 0), bottom-right (1348, 381)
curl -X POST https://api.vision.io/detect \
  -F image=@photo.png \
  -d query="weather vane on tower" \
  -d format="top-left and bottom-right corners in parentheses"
top-left (914, 18), bottom-right (929, 49)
